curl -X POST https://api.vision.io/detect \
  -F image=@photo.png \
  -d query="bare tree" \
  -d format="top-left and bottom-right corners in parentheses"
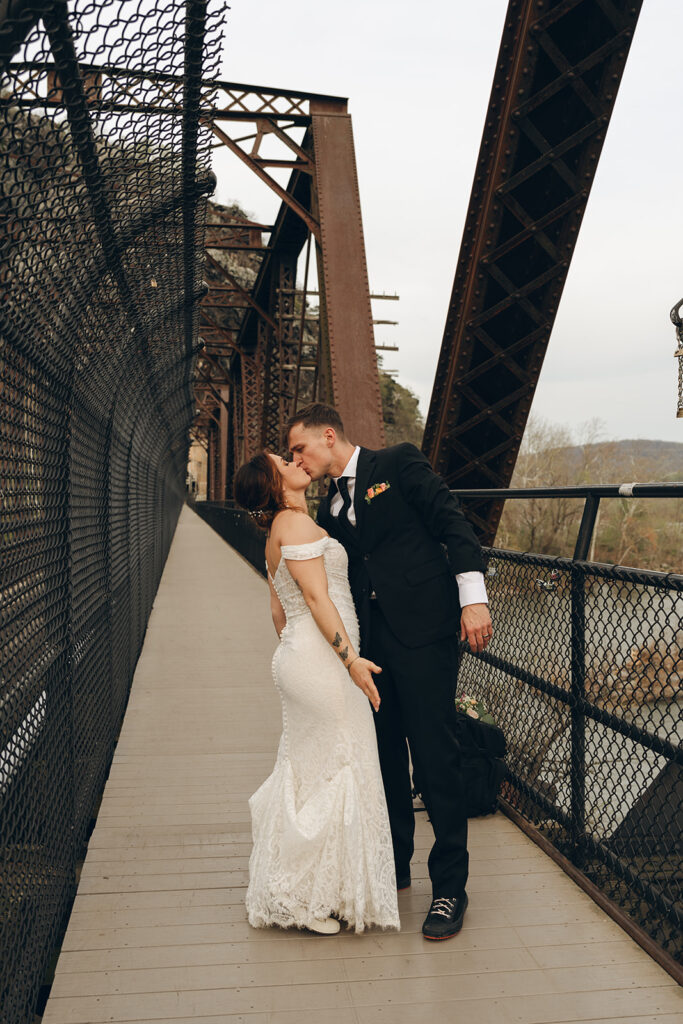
top-left (496, 415), bottom-right (602, 553)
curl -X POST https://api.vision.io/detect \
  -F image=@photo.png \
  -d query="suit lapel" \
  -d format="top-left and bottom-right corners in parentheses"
top-left (317, 484), bottom-right (334, 532)
top-left (319, 449), bottom-right (377, 546)
top-left (354, 447), bottom-right (376, 538)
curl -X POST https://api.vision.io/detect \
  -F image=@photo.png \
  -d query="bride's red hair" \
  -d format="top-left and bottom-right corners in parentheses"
top-left (233, 452), bottom-right (288, 532)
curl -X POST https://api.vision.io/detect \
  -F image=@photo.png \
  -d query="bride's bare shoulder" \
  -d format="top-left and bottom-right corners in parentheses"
top-left (271, 510), bottom-right (326, 546)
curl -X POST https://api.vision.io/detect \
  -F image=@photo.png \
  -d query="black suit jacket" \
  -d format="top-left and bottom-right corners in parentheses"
top-left (317, 443), bottom-right (486, 651)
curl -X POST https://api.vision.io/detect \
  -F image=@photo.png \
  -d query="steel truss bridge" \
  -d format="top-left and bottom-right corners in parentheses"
top-left (1, 1), bottom-right (680, 1022)
top-left (188, 0), bottom-right (647, 545)
top-left (187, 0), bottom-right (651, 543)
top-left (3, 1), bottom-right (663, 545)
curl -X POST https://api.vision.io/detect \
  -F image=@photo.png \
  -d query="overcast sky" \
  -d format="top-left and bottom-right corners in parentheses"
top-left (213, 0), bottom-right (683, 445)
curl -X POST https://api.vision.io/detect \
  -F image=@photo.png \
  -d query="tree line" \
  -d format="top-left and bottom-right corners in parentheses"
top-left (494, 417), bottom-right (683, 573)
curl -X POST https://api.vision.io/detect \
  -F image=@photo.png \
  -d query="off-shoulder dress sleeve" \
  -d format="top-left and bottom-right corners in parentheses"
top-left (281, 537), bottom-right (329, 560)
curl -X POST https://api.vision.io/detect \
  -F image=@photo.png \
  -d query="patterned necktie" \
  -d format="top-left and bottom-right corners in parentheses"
top-left (335, 476), bottom-right (354, 526)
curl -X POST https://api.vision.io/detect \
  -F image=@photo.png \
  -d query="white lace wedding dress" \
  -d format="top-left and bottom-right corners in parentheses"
top-left (246, 535), bottom-right (400, 933)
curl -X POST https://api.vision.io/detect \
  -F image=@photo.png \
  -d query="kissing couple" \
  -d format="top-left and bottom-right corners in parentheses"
top-left (234, 402), bottom-right (493, 937)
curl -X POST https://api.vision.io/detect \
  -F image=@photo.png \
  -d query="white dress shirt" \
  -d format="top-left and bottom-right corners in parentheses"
top-left (329, 446), bottom-right (488, 607)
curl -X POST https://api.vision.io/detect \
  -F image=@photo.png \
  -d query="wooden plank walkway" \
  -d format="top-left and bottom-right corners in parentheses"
top-left (42, 505), bottom-right (682, 1024)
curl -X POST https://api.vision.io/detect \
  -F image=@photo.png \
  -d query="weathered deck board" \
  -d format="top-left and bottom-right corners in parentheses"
top-left (42, 506), bottom-right (681, 1024)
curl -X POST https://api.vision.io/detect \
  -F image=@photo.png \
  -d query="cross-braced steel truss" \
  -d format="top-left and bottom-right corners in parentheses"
top-left (423, 0), bottom-right (645, 543)
top-left (193, 89), bottom-right (387, 497)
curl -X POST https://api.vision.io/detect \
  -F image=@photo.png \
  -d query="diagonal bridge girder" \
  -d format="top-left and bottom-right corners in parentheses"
top-left (423, 0), bottom-right (644, 543)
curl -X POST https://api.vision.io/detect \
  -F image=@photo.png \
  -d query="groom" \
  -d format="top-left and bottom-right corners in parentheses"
top-left (287, 403), bottom-right (493, 939)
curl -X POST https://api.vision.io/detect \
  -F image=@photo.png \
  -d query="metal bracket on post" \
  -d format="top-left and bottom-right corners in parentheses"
top-left (573, 493), bottom-right (601, 562)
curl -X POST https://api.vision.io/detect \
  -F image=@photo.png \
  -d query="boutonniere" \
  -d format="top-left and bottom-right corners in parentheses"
top-left (365, 481), bottom-right (391, 504)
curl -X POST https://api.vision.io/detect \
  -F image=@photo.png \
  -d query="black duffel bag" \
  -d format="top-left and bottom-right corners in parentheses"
top-left (453, 712), bottom-right (507, 818)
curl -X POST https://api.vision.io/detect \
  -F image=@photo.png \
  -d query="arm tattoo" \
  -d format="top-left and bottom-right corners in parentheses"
top-left (332, 632), bottom-right (343, 648)
top-left (339, 646), bottom-right (349, 661)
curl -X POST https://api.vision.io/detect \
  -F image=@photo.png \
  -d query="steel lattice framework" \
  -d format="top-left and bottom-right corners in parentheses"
top-left (191, 84), bottom-right (387, 497)
top-left (423, 0), bottom-right (645, 543)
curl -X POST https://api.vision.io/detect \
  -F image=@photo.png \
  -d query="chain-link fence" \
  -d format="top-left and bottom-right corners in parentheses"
top-left (0, 2), bottom-right (224, 1020)
top-left (458, 538), bottom-right (682, 966)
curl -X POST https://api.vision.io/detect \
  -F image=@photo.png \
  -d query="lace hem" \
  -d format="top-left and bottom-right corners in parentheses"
top-left (247, 902), bottom-right (401, 933)
top-left (246, 759), bottom-right (400, 933)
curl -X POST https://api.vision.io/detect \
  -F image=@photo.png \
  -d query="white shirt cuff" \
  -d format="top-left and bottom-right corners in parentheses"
top-left (455, 571), bottom-right (488, 607)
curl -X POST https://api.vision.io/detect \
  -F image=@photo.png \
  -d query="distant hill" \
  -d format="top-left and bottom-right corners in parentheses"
top-left (547, 439), bottom-right (683, 483)
top-left (608, 439), bottom-right (683, 463)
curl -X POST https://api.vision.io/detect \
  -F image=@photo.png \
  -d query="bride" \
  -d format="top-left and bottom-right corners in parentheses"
top-left (233, 451), bottom-right (400, 935)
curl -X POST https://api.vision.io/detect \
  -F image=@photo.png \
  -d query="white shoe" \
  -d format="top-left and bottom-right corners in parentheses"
top-left (306, 917), bottom-right (340, 935)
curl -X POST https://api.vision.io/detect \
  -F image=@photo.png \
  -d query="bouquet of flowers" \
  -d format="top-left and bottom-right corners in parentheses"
top-left (453, 692), bottom-right (506, 817)
top-left (455, 692), bottom-right (496, 726)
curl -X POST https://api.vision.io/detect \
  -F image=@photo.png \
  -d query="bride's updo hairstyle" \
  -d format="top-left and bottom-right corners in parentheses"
top-left (233, 452), bottom-right (287, 532)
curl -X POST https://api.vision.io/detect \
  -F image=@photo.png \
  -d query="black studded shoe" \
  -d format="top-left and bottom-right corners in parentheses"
top-left (422, 892), bottom-right (468, 940)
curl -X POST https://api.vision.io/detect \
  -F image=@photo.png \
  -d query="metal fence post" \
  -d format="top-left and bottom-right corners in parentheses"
top-left (573, 493), bottom-right (601, 561)
top-left (570, 561), bottom-right (587, 870)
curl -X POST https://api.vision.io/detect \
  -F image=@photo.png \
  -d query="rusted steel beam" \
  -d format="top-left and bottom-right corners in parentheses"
top-left (206, 427), bottom-right (216, 498)
top-left (311, 99), bottom-right (384, 449)
top-left (204, 243), bottom-right (270, 251)
top-left (196, 352), bottom-right (231, 384)
top-left (235, 155), bottom-right (311, 357)
top-left (258, 248), bottom-right (299, 452)
top-left (217, 385), bottom-right (230, 500)
top-left (208, 121), bottom-right (320, 241)
top-left (293, 232), bottom-right (314, 412)
top-left (205, 223), bottom-right (266, 248)
top-left (205, 220), bottom-right (273, 230)
top-left (202, 301), bottom-right (253, 309)
top-left (194, 369), bottom-right (229, 410)
top-left (231, 144), bottom-right (313, 456)
top-left (8, 62), bottom-right (343, 120)
top-left (204, 252), bottom-right (277, 328)
top-left (197, 397), bottom-right (221, 429)
top-left (240, 352), bottom-right (262, 460)
top-left (262, 117), bottom-right (313, 164)
top-left (423, 0), bottom-right (644, 544)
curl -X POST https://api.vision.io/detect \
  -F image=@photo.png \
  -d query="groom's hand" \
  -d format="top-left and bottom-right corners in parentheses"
top-left (460, 603), bottom-right (493, 653)
top-left (349, 658), bottom-right (382, 712)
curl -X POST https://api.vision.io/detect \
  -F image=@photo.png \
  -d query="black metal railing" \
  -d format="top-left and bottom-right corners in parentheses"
top-left (196, 484), bottom-right (682, 973)
top-left (191, 498), bottom-right (268, 576)
top-left (455, 484), bottom-right (682, 973)
top-left (0, 2), bottom-right (224, 1022)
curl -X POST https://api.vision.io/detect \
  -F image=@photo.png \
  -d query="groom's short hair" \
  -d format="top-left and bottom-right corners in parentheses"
top-left (286, 403), bottom-right (346, 439)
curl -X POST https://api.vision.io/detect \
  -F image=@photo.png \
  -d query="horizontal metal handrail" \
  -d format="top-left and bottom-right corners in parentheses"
top-left (453, 481), bottom-right (682, 560)
top-left (453, 482), bottom-right (683, 498)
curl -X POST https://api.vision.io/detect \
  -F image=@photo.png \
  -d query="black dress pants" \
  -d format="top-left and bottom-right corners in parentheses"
top-left (367, 601), bottom-right (469, 898)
